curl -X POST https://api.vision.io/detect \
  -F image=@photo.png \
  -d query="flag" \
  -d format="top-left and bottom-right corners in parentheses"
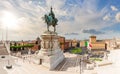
top-left (85, 41), bottom-right (89, 47)
top-left (89, 43), bottom-right (92, 49)
top-left (85, 41), bottom-right (92, 49)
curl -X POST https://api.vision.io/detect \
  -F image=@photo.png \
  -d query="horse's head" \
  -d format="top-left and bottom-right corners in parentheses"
top-left (44, 14), bottom-right (48, 20)
top-left (44, 14), bottom-right (49, 24)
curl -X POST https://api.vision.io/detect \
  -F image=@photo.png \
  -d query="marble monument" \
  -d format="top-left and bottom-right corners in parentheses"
top-left (37, 7), bottom-right (64, 70)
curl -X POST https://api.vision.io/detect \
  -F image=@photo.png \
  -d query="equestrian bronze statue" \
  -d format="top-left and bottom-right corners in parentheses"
top-left (43, 7), bottom-right (58, 32)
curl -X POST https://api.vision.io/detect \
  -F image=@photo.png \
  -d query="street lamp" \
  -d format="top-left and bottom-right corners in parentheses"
top-left (79, 55), bottom-right (84, 74)
top-left (2, 11), bottom-right (18, 69)
top-left (80, 58), bottom-right (82, 74)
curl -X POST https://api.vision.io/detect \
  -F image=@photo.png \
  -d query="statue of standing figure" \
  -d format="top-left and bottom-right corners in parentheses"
top-left (43, 7), bottom-right (58, 32)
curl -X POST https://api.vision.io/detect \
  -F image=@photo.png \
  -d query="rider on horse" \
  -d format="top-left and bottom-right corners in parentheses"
top-left (43, 7), bottom-right (58, 32)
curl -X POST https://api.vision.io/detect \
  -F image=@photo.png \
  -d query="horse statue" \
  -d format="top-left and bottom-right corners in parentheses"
top-left (43, 7), bottom-right (58, 32)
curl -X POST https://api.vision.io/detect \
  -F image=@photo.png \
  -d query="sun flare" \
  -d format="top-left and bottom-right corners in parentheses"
top-left (2, 11), bottom-right (19, 29)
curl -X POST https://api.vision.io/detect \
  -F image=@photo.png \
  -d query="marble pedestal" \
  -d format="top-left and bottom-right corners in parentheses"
top-left (37, 31), bottom-right (64, 70)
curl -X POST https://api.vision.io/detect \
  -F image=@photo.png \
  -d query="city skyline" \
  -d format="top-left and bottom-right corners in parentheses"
top-left (0, 0), bottom-right (120, 40)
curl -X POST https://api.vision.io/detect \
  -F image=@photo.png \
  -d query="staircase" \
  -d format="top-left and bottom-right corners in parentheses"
top-left (0, 42), bottom-right (9, 55)
top-left (54, 58), bottom-right (66, 71)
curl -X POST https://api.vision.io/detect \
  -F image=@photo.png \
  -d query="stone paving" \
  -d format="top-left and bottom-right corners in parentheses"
top-left (0, 57), bottom-right (79, 74)
top-left (0, 52), bottom-right (98, 74)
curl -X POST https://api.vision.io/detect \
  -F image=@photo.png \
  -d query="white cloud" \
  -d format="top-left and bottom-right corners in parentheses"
top-left (31, 0), bottom-right (115, 39)
top-left (28, 1), bottom-right (32, 4)
top-left (0, 0), bottom-right (119, 40)
top-left (103, 15), bottom-right (110, 21)
top-left (0, 0), bottom-right (47, 40)
top-left (115, 12), bottom-right (120, 22)
top-left (111, 5), bottom-right (118, 11)
top-left (45, 0), bottom-right (66, 9)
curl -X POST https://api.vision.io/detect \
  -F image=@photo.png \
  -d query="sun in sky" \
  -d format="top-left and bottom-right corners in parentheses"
top-left (1, 11), bottom-right (19, 30)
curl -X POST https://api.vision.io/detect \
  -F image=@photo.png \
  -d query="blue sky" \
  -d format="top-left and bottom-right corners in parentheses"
top-left (0, 0), bottom-right (120, 40)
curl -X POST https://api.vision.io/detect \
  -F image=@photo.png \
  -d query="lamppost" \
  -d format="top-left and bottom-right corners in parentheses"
top-left (80, 58), bottom-right (82, 74)
top-left (5, 24), bottom-right (12, 69)
top-left (79, 54), bottom-right (86, 74)
top-left (2, 11), bottom-right (18, 69)
top-left (79, 55), bottom-right (84, 74)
